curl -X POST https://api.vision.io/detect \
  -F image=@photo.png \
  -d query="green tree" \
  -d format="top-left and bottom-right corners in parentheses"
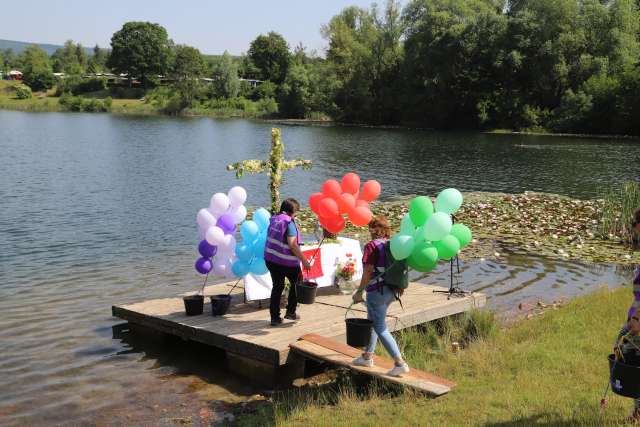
top-left (107, 21), bottom-right (171, 87)
top-left (279, 63), bottom-right (311, 117)
top-left (3, 48), bottom-right (18, 70)
top-left (51, 40), bottom-right (87, 74)
top-left (213, 51), bottom-right (240, 98)
top-left (322, 1), bottom-right (404, 123)
top-left (166, 44), bottom-right (207, 112)
top-left (20, 45), bottom-right (54, 91)
top-left (247, 32), bottom-right (290, 84)
top-left (87, 44), bottom-right (108, 74)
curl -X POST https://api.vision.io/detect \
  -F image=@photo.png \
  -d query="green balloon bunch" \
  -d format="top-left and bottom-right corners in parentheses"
top-left (390, 189), bottom-right (472, 273)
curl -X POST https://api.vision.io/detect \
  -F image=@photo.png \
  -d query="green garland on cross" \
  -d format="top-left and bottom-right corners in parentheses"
top-left (227, 128), bottom-right (312, 214)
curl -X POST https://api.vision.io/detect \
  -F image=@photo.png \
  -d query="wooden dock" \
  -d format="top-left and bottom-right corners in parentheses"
top-left (113, 282), bottom-right (484, 373)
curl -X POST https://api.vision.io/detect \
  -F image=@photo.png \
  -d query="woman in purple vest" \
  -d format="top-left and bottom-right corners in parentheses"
top-left (351, 216), bottom-right (410, 377)
top-left (264, 198), bottom-right (311, 326)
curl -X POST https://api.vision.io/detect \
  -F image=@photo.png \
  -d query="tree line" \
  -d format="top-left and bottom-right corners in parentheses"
top-left (3, 0), bottom-right (640, 135)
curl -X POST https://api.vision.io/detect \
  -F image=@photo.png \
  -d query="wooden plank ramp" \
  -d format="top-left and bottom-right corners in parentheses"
top-left (112, 282), bottom-right (485, 367)
top-left (291, 334), bottom-right (455, 396)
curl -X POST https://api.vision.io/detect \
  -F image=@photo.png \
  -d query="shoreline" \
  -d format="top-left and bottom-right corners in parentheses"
top-left (1, 101), bottom-right (639, 139)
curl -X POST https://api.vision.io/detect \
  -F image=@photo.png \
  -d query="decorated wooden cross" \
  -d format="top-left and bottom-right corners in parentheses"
top-left (227, 128), bottom-right (312, 214)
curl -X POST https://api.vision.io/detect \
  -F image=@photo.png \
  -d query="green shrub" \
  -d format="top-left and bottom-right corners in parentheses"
top-left (15, 85), bottom-right (33, 99)
top-left (23, 70), bottom-right (55, 92)
top-left (257, 97), bottom-right (278, 115)
top-left (103, 96), bottom-right (112, 111)
top-left (71, 78), bottom-right (107, 95)
top-left (110, 86), bottom-right (145, 99)
top-left (83, 98), bottom-right (100, 112)
top-left (251, 81), bottom-right (277, 100)
top-left (68, 96), bottom-right (84, 111)
top-left (58, 92), bottom-right (72, 108)
top-left (600, 181), bottom-right (640, 245)
top-left (57, 93), bottom-right (110, 113)
top-left (54, 75), bottom-right (83, 96)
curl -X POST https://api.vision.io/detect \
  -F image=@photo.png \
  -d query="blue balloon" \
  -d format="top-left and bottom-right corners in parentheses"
top-left (235, 243), bottom-right (253, 261)
top-left (231, 260), bottom-right (250, 278)
top-left (198, 240), bottom-right (217, 258)
top-left (195, 257), bottom-right (213, 275)
top-left (240, 220), bottom-right (260, 240)
top-left (253, 208), bottom-right (271, 230)
top-left (250, 258), bottom-right (269, 275)
top-left (252, 235), bottom-right (267, 258)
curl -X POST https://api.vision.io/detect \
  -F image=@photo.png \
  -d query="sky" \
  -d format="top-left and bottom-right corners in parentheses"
top-left (0, 0), bottom-right (384, 55)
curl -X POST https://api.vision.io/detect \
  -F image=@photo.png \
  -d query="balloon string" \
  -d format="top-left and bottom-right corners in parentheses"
top-left (200, 254), bottom-right (216, 295)
top-left (228, 254), bottom-right (256, 296)
top-left (200, 272), bottom-right (210, 296)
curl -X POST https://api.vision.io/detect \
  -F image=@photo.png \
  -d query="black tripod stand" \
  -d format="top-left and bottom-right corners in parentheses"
top-left (433, 214), bottom-right (468, 299)
top-left (432, 255), bottom-right (467, 299)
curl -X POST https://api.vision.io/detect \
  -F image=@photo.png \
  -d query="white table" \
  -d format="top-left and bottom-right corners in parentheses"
top-left (243, 237), bottom-right (364, 301)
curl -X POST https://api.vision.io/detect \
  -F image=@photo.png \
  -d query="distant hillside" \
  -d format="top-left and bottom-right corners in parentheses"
top-left (0, 39), bottom-right (93, 56)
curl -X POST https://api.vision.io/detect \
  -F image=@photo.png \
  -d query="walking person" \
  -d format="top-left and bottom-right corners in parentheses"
top-left (264, 198), bottom-right (311, 327)
top-left (351, 216), bottom-right (410, 377)
top-left (620, 208), bottom-right (640, 422)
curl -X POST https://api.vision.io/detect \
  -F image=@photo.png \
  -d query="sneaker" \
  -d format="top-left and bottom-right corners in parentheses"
top-left (353, 356), bottom-right (374, 367)
top-left (387, 363), bottom-right (410, 377)
top-left (270, 317), bottom-right (283, 327)
top-left (284, 312), bottom-right (300, 321)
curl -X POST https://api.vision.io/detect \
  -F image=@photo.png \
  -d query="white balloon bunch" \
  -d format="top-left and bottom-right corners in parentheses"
top-left (195, 186), bottom-right (248, 279)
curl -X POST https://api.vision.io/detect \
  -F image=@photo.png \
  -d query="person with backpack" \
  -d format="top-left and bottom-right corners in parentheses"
top-left (264, 198), bottom-right (311, 327)
top-left (616, 208), bottom-right (640, 422)
top-left (352, 216), bottom-right (410, 377)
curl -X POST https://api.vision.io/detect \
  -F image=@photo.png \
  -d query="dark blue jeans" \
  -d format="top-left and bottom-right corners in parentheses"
top-left (266, 260), bottom-right (300, 321)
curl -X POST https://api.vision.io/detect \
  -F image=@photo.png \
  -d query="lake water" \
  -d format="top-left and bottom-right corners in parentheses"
top-left (1, 110), bottom-right (638, 426)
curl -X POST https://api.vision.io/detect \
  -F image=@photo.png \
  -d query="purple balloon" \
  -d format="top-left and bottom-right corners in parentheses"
top-left (217, 214), bottom-right (236, 235)
top-left (198, 240), bottom-right (217, 258)
top-left (195, 257), bottom-right (213, 275)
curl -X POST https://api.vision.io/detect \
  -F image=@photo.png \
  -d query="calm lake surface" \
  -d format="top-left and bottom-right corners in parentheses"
top-left (1, 110), bottom-right (639, 426)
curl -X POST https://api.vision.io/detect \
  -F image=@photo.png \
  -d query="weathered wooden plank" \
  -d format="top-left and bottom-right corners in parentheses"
top-left (299, 334), bottom-right (456, 388)
top-left (290, 337), bottom-right (452, 396)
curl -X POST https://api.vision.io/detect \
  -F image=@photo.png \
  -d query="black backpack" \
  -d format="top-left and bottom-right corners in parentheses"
top-left (373, 240), bottom-right (409, 290)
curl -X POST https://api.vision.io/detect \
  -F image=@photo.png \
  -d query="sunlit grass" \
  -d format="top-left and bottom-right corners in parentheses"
top-left (238, 287), bottom-right (635, 426)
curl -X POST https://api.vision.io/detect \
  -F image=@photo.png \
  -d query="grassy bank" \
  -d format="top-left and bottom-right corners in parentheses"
top-left (0, 81), bottom-right (275, 118)
top-left (235, 287), bottom-right (633, 426)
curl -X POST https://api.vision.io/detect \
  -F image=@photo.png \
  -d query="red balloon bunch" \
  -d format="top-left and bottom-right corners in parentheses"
top-left (309, 173), bottom-right (381, 234)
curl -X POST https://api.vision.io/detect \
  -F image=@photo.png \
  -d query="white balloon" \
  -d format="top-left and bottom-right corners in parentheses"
top-left (228, 186), bottom-right (247, 208)
top-left (229, 205), bottom-right (247, 224)
top-left (205, 226), bottom-right (225, 245)
top-left (209, 193), bottom-right (230, 216)
top-left (196, 208), bottom-right (216, 230)
top-left (218, 234), bottom-right (237, 253)
top-left (213, 258), bottom-right (228, 276)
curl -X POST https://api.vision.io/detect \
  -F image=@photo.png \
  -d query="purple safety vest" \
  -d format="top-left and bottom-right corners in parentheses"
top-left (264, 213), bottom-right (302, 267)
top-left (365, 238), bottom-right (388, 292)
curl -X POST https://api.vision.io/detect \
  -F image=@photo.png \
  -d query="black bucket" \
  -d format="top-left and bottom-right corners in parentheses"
top-left (296, 281), bottom-right (318, 305)
top-left (183, 295), bottom-right (204, 316)
top-left (345, 318), bottom-right (373, 347)
top-left (608, 354), bottom-right (640, 398)
top-left (211, 294), bottom-right (232, 316)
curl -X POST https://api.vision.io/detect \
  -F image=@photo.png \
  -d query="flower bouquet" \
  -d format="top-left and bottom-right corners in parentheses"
top-left (335, 254), bottom-right (357, 294)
